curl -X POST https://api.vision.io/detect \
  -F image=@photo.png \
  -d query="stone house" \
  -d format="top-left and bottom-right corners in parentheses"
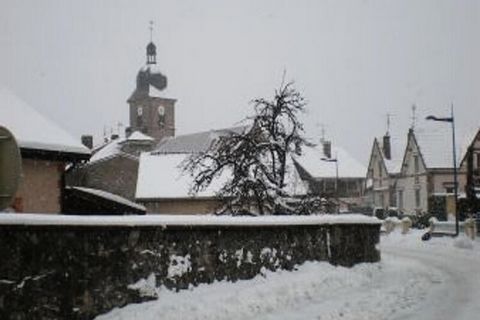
top-left (0, 87), bottom-right (90, 213)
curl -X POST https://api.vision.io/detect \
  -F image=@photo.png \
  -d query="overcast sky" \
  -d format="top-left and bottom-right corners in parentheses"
top-left (1, 0), bottom-right (479, 164)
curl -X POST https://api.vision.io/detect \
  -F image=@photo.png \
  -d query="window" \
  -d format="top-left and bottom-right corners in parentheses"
top-left (413, 154), bottom-right (420, 183)
top-left (137, 106), bottom-right (143, 127)
top-left (414, 155), bottom-right (419, 173)
top-left (157, 105), bottom-right (165, 127)
top-left (398, 190), bottom-right (403, 210)
top-left (415, 189), bottom-right (421, 208)
top-left (378, 161), bottom-right (383, 187)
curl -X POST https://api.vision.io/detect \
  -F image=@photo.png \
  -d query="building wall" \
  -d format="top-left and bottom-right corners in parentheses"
top-left (14, 158), bottom-right (63, 213)
top-left (395, 132), bottom-right (429, 214)
top-left (430, 171), bottom-right (466, 195)
top-left (67, 156), bottom-right (139, 201)
top-left (315, 177), bottom-right (365, 198)
top-left (141, 198), bottom-right (222, 214)
top-left (129, 96), bottom-right (176, 143)
top-left (366, 140), bottom-right (393, 209)
top-left (396, 174), bottom-right (429, 214)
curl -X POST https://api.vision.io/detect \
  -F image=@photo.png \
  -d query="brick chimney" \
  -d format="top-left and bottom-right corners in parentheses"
top-left (125, 126), bottom-right (132, 138)
top-left (383, 134), bottom-right (391, 160)
top-left (81, 135), bottom-right (93, 149)
top-left (323, 141), bottom-right (332, 159)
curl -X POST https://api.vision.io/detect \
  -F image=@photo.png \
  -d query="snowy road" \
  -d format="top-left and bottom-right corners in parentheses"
top-left (382, 235), bottom-right (480, 320)
top-left (97, 231), bottom-right (480, 320)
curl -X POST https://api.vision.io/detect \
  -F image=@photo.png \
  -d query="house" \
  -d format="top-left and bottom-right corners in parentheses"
top-left (294, 139), bottom-right (367, 210)
top-left (135, 127), bottom-right (308, 214)
top-left (459, 128), bottom-right (480, 213)
top-left (365, 133), bottom-right (403, 210)
top-left (395, 123), bottom-right (467, 218)
top-left (0, 87), bottom-right (90, 213)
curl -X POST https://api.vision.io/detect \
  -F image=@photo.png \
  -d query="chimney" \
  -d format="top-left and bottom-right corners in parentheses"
top-left (383, 134), bottom-right (391, 160)
top-left (125, 126), bottom-right (132, 138)
top-left (81, 135), bottom-right (93, 149)
top-left (323, 141), bottom-right (332, 159)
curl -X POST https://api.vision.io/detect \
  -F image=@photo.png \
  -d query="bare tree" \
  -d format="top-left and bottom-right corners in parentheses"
top-left (183, 81), bottom-right (319, 215)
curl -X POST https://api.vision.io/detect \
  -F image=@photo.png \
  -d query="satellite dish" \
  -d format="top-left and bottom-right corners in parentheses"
top-left (0, 126), bottom-right (22, 211)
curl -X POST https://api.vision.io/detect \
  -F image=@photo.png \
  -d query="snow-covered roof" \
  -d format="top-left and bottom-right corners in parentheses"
top-left (294, 145), bottom-right (366, 179)
top-left (70, 186), bottom-right (146, 211)
top-left (136, 153), bottom-right (230, 199)
top-left (136, 152), bottom-right (308, 200)
top-left (378, 135), bottom-right (405, 174)
top-left (127, 131), bottom-right (154, 141)
top-left (89, 138), bottom-right (125, 163)
top-left (149, 84), bottom-right (163, 98)
top-left (153, 126), bottom-right (248, 154)
top-left (0, 87), bottom-right (90, 156)
top-left (459, 127), bottom-right (480, 166)
top-left (414, 120), bottom-right (463, 168)
top-left (141, 63), bottom-right (164, 74)
top-left (0, 213), bottom-right (380, 226)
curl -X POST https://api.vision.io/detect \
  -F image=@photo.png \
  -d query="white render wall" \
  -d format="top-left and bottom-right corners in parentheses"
top-left (366, 140), bottom-right (394, 209)
top-left (396, 174), bottom-right (429, 214)
top-left (395, 132), bottom-right (429, 214)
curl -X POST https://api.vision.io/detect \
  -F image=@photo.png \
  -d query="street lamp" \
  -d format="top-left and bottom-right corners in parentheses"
top-left (321, 156), bottom-right (339, 214)
top-left (426, 104), bottom-right (459, 236)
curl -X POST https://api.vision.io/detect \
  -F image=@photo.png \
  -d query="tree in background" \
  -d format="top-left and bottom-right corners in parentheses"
top-left (183, 81), bottom-right (320, 215)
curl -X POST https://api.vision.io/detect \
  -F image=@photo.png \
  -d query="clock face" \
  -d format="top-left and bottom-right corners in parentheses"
top-left (137, 107), bottom-right (143, 116)
top-left (157, 105), bottom-right (165, 116)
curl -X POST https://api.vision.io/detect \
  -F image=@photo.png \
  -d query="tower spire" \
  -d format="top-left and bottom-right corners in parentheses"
top-left (146, 21), bottom-right (157, 65)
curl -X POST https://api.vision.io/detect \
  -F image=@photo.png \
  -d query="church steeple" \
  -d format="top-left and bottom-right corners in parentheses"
top-left (128, 23), bottom-right (176, 143)
top-left (146, 21), bottom-right (156, 65)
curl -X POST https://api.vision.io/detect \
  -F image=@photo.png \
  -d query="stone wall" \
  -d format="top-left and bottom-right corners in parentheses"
top-left (0, 217), bottom-right (380, 320)
top-left (67, 155), bottom-right (138, 201)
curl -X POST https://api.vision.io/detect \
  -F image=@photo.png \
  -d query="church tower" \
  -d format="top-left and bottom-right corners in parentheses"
top-left (127, 23), bottom-right (176, 143)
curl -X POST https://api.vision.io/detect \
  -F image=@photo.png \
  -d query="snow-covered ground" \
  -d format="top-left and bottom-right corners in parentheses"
top-left (96, 230), bottom-right (480, 320)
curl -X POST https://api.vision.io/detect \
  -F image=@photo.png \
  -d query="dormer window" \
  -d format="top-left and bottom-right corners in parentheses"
top-left (414, 154), bottom-right (419, 173)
